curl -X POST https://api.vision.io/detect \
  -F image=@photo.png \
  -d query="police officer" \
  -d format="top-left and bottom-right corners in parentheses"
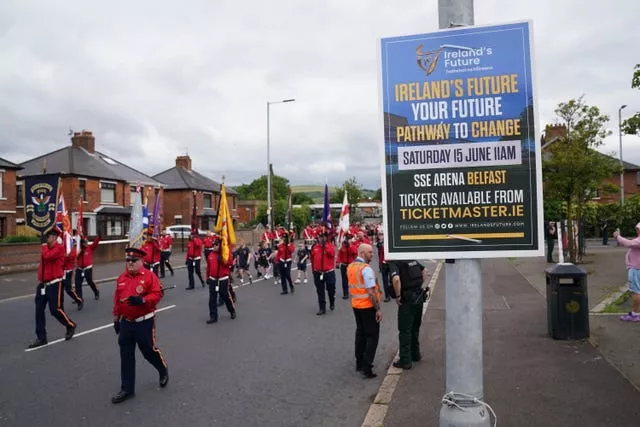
top-left (206, 237), bottom-right (237, 323)
top-left (29, 229), bottom-right (77, 348)
top-left (348, 243), bottom-right (382, 378)
top-left (310, 230), bottom-right (336, 315)
top-left (112, 247), bottom-right (169, 404)
top-left (389, 260), bottom-right (428, 370)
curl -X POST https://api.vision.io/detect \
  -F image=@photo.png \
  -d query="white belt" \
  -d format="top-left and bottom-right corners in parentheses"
top-left (315, 269), bottom-right (334, 273)
top-left (208, 276), bottom-right (229, 281)
top-left (188, 257), bottom-right (201, 261)
top-left (161, 249), bottom-right (171, 253)
top-left (79, 265), bottom-right (93, 270)
top-left (64, 269), bottom-right (73, 274)
top-left (44, 278), bottom-right (62, 286)
top-left (280, 258), bottom-right (292, 262)
top-left (145, 262), bottom-right (160, 266)
top-left (126, 312), bottom-right (155, 323)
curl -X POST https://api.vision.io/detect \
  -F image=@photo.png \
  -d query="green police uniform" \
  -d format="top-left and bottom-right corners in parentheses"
top-left (389, 260), bottom-right (426, 367)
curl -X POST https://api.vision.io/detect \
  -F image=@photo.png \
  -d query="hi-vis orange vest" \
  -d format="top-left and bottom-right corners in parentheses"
top-left (347, 261), bottom-right (381, 309)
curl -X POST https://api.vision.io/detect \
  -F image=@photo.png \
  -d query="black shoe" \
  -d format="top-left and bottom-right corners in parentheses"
top-left (342, 295), bottom-right (349, 300)
top-left (384, 296), bottom-right (391, 302)
top-left (280, 291), bottom-right (288, 295)
top-left (393, 361), bottom-right (412, 370)
top-left (65, 325), bottom-right (76, 341)
top-left (356, 362), bottom-right (363, 372)
top-left (330, 303), bottom-right (335, 311)
top-left (290, 286), bottom-right (295, 293)
top-left (77, 301), bottom-right (84, 311)
top-left (316, 309), bottom-right (326, 316)
top-left (28, 338), bottom-right (47, 349)
top-left (159, 370), bottom-right (169, 388)
top-left (206, 318), bottom-right (218, 324)
top-left (94, 290), bottom-right (100, 300)
top-left (362, 369), bottom-right (377, 379)
top-left (201, 282), bottom-right (205, 288)
top-left (230, 312), bottom-right (237, 319)
top-left (185, 286), bottom-right (195, 290)
top-left (111, 390), bottom-right (135, 404)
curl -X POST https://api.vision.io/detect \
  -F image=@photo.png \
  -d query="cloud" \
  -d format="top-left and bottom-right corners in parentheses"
top-left (0, 0), bottom-right (639, 190)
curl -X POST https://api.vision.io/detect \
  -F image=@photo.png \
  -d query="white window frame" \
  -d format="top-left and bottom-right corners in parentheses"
top-left (99, 180), bottom-right (117, 204)
top-left (203, 192), bottom-right (213, 209)
top-left (16, 180), bottom-right (23, 207)
top-left (0, 169), bottom-right (4, 199)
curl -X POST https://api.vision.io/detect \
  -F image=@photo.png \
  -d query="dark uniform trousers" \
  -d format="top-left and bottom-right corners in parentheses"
top-left (207, 278), bottom-right (235, 320)
top-left (75, 267), bottom-right (99, 300)
top-left (313, 270), bottom-right (336, 311)
top-left (144, 263), bottom-right (160, 276)
top-left (35, 281), bottom-right (76, 340)
top-left (397, 293), bottom-right (424, 365)
top-left (118, 317), bottom-right (167, 393)
top-left (278, 261), bottom-right (294, 293)
top-left (380, 263), bottom-right (391, 299)
top-left (353, 307), bottom-right (379, 369)
top-left (340, 264), bottom-right (349, 298)
top-left (187, 259), bottom-right (204, 288)
top-left (63, 270), bottom-right (82, 304)
top-left (160, 251), bottom-right (174, 277)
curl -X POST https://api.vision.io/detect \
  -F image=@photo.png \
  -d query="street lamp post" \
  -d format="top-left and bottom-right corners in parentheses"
top-left (619, 104), bottom-right (627, 204)
top-left (266, 98), bottom-right (295, 230)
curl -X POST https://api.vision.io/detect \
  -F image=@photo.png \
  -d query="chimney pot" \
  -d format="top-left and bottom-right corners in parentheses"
top-left (71, 130), bottom-right (95, 153)
top-left (176, 155), bottom-right (192, 171)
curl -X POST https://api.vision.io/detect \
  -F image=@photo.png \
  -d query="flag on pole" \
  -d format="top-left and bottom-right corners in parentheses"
top-left (142, 191), bottom-right (149, 237)
top-left (151, 190), bottom-right (161, 238)
top-left (76, 197), bottom-right (84, 252)
top-left (321, 183), bottom-right (332, 234)
top-left (55, 189), bottom-right (73, 255)
top-left (128, 184), bottom-right (144, 248)
top-left (215, 184), bottom-right (236, 263)
top-left (337, 191), bottom-right (350, 245)
top-left (190, 191), bottom-right (198, 235)
top-left (286, 187), bottom-right (293, 230)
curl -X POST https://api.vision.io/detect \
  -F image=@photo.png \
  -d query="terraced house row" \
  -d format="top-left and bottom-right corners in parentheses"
top-left (0, 131), bottom-right (237, 239)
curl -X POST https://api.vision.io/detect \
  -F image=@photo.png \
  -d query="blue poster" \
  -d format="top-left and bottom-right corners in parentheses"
top-left (379, 21), bottom-right (543, 259)
top-left (24, 173), bottom-right (60, 235)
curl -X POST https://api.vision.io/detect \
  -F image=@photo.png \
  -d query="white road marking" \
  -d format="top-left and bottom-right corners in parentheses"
top-left (25, 304), bottom-right (177, 352)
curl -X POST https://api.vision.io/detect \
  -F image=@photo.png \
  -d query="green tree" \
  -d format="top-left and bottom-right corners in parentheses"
top-left (256, 199), bottom-right (287, 226)
top-left (292, 192), bottom-right (314, 205)
top-left (373, 188), bottom-right (382, 201)
top-left (235, 174), bottom-right (290, 201)
top-left (622, 64), bottom-right (640, 136)
top-left (330, 176), bottom-right (364, 206)
top-left (292, 205), bottom-right (311, 231)
top-left (542, 97), bottom-right (620, 262)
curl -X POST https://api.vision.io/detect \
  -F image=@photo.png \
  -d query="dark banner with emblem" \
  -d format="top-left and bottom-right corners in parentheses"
top-left (24, 174), bottom-right (60, 235)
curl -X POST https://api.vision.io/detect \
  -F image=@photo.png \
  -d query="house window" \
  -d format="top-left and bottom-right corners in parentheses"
top-left (231, 196), bottom-right (236, 209)
top-left (0, 170), bottom-right (4, 198)
top-left (0, 217), bottom-right (5, 238)
top-left (79, 179), bottom-right (87, 201)
top-left (636, 171), bottom-right (640, 186)
top-left (174, 215), bottom-right (182, 225)
top-left (203, 193), bottom-right (212, 208)
top-left (97, 215), bottom-right (129, 237)
top-left (100, 182), bottom-right (116, 203)
top-left (16, 181), bottom-right (23, 206)
top-left (130, 185), bottom-right (137, 205)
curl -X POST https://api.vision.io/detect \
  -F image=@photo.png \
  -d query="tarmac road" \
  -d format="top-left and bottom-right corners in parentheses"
top-left (0, 259), bottom-right (437, 427)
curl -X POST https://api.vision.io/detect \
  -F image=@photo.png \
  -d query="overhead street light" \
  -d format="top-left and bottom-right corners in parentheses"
top-left (267, 98), bottom-right (295, 230)
top-left (619, 104), bottom-right (627, 204)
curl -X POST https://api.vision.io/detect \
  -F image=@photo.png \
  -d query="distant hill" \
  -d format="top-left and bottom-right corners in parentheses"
top-left (290, 185), bottom-right (379, 203)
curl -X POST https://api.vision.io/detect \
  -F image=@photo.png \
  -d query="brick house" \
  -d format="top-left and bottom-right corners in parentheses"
top-left (17, 131), bottom-right (164, 239)
top-left (152, 155), bottom-right (238, 230)
top-left (237, 200), bottom-right (262, 225)
top-left (541, 124), bottom-right (640, 203)
top-left (0, 157), bottom-right (22, 238)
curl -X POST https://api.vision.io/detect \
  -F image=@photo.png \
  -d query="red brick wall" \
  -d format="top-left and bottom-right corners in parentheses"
top-left (0, 169), bottom-right (18, 236)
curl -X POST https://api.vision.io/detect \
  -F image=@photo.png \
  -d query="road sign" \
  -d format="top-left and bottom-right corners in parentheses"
top-left (379, 21), bottom-right (543, 259)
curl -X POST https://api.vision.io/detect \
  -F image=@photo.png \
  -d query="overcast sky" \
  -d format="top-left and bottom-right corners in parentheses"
top-left (1, 0), bottom-right (638, 189)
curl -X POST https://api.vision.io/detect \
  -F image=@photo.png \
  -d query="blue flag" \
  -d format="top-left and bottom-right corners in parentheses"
top-left (24, 173), bottom-right (60, 235)
top-left (321, 184), bottom-right (332, 232)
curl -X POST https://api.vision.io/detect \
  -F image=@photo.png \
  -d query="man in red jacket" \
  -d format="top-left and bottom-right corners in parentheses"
top-left (111, 247), bottom-right (168, 404)
top-left (29, 229), bottom-right (77, 349)
top-left (159, 229), bottom-right (174, 278)
top-left (310, 230), bottom-right (336, 315)
top-left (141, 234), bottom-right (161, 276)
top-left (206, 237), bottom-right (236, 323)
top-left (275, 232), bottom-right (296, 295)
top-left (337, 233), bottom-right (358, 300)
top-left (75, 236), bottom-right (101, 302)
top-left (62, 240), bottom-right (83, 309)
top-left (185, 232), bottom-right (205, 289)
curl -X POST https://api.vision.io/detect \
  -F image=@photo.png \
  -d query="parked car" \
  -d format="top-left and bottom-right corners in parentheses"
top-left (165, 225), bottom-right (207, 238)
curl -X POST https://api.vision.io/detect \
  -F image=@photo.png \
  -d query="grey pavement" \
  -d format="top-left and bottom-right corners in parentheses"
top-left (0, 255), bottom-right (437, 427)
top-left (385, 257), bottom-right (640, 427)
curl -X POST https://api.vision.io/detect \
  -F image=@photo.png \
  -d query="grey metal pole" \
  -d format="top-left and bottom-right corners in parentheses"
top-left (619, 105), bottom-right (627, 205)
top-left (438, 1), bottom-right (490, 426)
top-left (267, 101), bottom-right (272, 229)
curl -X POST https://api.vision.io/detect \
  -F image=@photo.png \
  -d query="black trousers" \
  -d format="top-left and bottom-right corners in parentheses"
top-left (208, 278), bottom-right (235, 319)
top-left (144, 263), bottom-right (160, 276)
top-left (380, 263), bottom-right (391, 299)
top-left (63, 270), bottom-right (82, 303)
top-left (118, 317), bottom-right (168, 393)
top-left (397, 299), bottom-right (423, 364)
top-left (278, 261), bottom-right (294, 293)
top-left (313, 270), bottom-right (336, 310)
top-left (160, 251), bottom-right (173, 277)
top-left (340, 264), bottom-right (349, 297)
top-left (187, 259), bottom-right (204, 288)
top-left (353, 307), bottom-right (379, 369)
top-left (35, 282), bottom-right (75, 340)
top-left (75, 267), bottom-right (98, 300)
